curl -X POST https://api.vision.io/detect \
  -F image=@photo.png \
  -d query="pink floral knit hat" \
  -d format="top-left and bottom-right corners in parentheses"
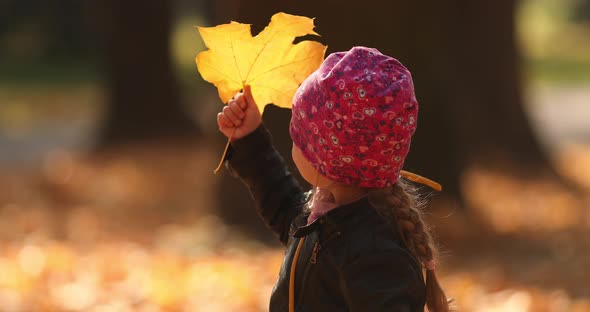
top-left (289, 46), bottom-right (419, 188)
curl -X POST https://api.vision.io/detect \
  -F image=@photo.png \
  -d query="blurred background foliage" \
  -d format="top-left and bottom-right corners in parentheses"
top-left (0, 0), bottom-right (589, 311)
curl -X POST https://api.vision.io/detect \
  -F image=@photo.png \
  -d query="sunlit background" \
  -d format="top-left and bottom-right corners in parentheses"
top-left (0, 0), bottom-right (589, 311)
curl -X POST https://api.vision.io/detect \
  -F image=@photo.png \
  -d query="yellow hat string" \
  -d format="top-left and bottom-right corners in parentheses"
top-left (400, 170), bottom-right (442, 192)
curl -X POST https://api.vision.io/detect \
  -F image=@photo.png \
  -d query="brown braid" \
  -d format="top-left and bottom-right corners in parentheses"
top-left (368, 180), bottom-right (450, 312)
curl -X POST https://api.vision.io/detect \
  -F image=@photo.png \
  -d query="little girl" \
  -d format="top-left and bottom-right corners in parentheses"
top-left (217, 46), bottom-right (450, 312)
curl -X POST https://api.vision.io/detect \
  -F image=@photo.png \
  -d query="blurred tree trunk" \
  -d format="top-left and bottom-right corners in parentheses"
top-left (94, 0), bottom-right (200, 146)
top-left (0, 0), bottom-right (90, 60)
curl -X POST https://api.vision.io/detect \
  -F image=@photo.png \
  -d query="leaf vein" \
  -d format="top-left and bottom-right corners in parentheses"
top-left (248, 55), bottom-right (320, 84)
top-left (243, 19), bottom-right (312, 83)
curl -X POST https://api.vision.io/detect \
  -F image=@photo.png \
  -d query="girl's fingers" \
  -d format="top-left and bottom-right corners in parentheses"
top-left (217, 112), bottom-right (233, 129)
top-left (222, 105), bottom-right (241, 126)
top-left (235, 93), bottom-right (247, 110)
top-left (228, 99), bottom-right (245, 118)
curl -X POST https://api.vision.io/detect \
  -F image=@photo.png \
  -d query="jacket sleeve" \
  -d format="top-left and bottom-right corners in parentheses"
top-left (340, 250), bottom-right (426, 312)
top-left (225, 124), bottom-right (306, 245)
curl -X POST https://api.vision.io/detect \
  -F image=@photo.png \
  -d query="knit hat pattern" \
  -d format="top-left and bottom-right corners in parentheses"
top-left (289, 46), bottom-right (418, 188)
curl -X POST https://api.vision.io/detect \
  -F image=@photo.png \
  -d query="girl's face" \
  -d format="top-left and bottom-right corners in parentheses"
top-left (292, 144), bottom-right (320, 186)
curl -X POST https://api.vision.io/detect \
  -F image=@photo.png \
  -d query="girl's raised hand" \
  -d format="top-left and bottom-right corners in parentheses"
top-left (217, 85), bottom-right (262, 140)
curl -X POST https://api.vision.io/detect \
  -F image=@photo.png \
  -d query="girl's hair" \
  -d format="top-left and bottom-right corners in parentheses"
top-left (368, 179), bottom-right (450, 312)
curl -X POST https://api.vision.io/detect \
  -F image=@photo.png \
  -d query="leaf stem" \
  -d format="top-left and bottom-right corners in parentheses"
top-left (213, 127), bottom-right (237, 174)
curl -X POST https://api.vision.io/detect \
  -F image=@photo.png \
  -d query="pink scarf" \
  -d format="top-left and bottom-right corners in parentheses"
top-left (306, 187), bottom-right (338, 224)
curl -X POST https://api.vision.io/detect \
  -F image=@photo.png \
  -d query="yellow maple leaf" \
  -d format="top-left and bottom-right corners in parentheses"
top-left (195, 12), bottom-right (327, 111)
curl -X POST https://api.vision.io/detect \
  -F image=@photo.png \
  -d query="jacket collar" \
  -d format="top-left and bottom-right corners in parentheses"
top-left (291, 196), bottom-right (374, 238)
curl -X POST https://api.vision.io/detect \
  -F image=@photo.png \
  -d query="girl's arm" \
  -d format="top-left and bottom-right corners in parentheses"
top-left (217, 86), bottom-right (305, 245)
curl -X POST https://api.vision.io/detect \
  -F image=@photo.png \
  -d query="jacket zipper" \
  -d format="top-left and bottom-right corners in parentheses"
top-left (310, 242), bottom-right (321, 264)
top-left (295, 238), bottom-right (319, 308)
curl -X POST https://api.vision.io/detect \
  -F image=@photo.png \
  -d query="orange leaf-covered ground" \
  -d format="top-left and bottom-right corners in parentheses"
top-left (0, 140), bottom-right (588, 312)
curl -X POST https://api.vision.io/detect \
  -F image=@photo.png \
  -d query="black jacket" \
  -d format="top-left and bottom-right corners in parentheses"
top-left (227, 125), bottom-right (426, 312)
